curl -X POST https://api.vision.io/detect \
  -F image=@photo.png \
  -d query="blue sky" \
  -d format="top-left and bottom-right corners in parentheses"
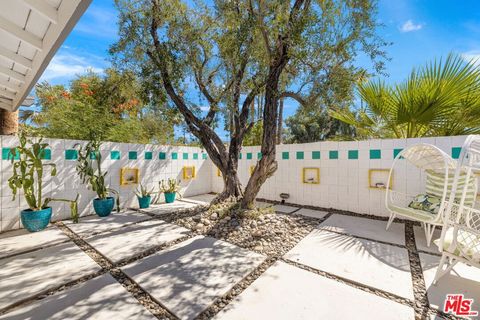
top-left (39, 0), bottom-right (480, 140)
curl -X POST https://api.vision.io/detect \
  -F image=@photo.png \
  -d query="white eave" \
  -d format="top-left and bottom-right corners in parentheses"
top-left (0, 0), bottom-right (92, 111)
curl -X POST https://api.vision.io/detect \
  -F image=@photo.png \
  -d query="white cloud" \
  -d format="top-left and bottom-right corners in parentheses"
top-left (40, 52), bottom-right (105, 82)
top-left (399, 20), bottom-right (424, 33)
top-left (462, 50), bottom-right (480, 67)
top-left (199, 106), bottom-right (210, 111)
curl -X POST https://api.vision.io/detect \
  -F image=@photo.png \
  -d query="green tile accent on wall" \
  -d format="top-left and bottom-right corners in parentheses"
top-left (370, 149), bottom-right (381, 159)
top-left (159, 152), bottom-right (166, 160)
top-left (2, 147), bottom-right (19, 160)
top-left (128, 151), bottom-right (137, 160)
top-left (247, 153), bottom-right (252, 160)
top-left (393, 148), bottom-right (403, 159)
top-left (90, 152), bottom-right (97, 160)
top-left (111, 151), bottom-right (121, 160)
top-left (312, 151), bottom-right (320, 159)
top-left (65, 149), bottom-right (78, 160)
top-left (257, 152), bottom-right (262, 159)
top-left (282, 152), bottom-right (289, 160)
top-left (296, 151), bottom-right (304, 160)
top-left (348, 150), bottom-right (358, 159)
top-left (202, 153), bottom-right (207, 159)
top-left (239, 153), bottom-right (242, 159)
top-left (40, 149), bottom-right (51, 160)
top-left (193, 153), bottom-right (198, 160)
top-left (329, 150), bottom-right (338, 159)
top-left (172, 152), bottom-right (178, 160)
top-left (183, 153), bottom-right (188, 160)
top-left (145, 151), bottom-right (153, 160)
top-left (452, 147), bottom-right (461, 159)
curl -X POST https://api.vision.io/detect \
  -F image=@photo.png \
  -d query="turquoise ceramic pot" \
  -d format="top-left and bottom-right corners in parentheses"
top-left (93, 197), bottom-right (114, 217)
top-left (164, 192), bottom-right (176, 203)
top-left (21, 207), bottom-right (52, 232)
top-left (138, 196), bottom-right (151, 209)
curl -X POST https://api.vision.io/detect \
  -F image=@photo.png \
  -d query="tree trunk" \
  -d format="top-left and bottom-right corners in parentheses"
top-left (277, 98), bottom-right (283, 144)
top-left (0, 109), bottom-right (18, 135)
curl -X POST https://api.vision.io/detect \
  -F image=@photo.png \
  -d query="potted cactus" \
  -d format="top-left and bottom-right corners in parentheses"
top-left (159, 178), bottom-right (181, 203)
top-left (135, 183), bottom-right (154, 209)
top-left (8, 133), bottom-right (79, 232)
top-left (75, 137), bottom-right (119, 217)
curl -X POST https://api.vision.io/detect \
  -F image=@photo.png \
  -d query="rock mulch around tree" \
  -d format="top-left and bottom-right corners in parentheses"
top-left (157, 201), bottom-right (322, 257)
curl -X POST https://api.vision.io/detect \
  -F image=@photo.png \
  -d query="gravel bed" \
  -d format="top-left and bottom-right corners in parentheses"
top-left (158, 204), bottom-right (320, 257)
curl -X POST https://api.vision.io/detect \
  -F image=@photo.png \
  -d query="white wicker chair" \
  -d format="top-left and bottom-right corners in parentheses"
top-left (385, 144), bottom-right (476, 246)
top-left (433, 135), bottom-right (480, 284)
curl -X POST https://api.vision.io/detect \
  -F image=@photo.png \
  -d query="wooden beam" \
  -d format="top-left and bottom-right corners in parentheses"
top-left (20, 0), bottom-right (58, 24)
top-left (0, 18), bottom-right (43, 51)
top-left (0, 46), bottom-right (33, 69)
top-left (0, 90), bottom-right (16, 100)
top-left (0, 100), bottom-right (13, 111)
top-left (0, 78), bottom-right (20, 92)
top-left (0, 66), bottom-right (26, 83)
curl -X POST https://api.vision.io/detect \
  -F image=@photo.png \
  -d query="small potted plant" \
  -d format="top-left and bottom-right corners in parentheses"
top-left (159, 178), bottom-right (181, 203)
top-left (75, 136), bottom-right (119, 217)
top-left (135, 183), bottom-right (154, 209)
top-left (8, 133), bottom-right (79, 232)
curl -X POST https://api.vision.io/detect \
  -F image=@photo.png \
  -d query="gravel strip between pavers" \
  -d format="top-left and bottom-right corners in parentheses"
top-left (56, 222), bottom-right (178, 320)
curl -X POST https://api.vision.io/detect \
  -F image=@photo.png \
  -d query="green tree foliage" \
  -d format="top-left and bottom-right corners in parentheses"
top-left (110, 0), bottom-right (387, 206)
top-left (331, 54), bottom-right (480, 138)
top-left (285, 107), bottom-right (356, 143)
top-left (243, 121), bottom-right (263, 146)
top-left (23, 69), bottom-right (176, 143)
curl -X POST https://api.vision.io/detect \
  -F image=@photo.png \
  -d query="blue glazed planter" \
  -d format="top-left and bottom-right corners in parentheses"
top-left (138, 196), bottom-right (151, 209)
top-left (164, 192), bottom-right (176, 203)
top-left (21, 207), bottom-right (52, 232)
top-left (93, 197), bottom-right (114, 217)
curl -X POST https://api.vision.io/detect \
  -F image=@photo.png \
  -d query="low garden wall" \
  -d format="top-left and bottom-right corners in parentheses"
top-left (0, 136), bottom-right (212, 232)
top-left (0, 135), bottom-right (469, 232)
top-left (211, 136), bottom-right (469, 217)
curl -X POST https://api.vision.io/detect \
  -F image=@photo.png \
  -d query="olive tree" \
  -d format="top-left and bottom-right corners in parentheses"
top-left (111, 0), bottom-right (386, 208)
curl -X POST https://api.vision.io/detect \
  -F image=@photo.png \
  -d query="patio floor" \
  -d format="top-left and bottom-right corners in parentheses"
top-left (0, 195), bottom-right (478, 319)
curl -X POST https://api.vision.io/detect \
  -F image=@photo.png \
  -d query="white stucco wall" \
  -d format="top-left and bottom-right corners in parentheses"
top-left (0, 136), bottom-right (212, 232)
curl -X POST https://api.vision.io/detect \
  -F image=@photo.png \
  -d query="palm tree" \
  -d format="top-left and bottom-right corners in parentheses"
top-left (331, 53), bottom-right (480, 138)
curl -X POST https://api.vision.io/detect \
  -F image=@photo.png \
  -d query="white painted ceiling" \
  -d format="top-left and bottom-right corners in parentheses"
top-left (0, 0), bottom-right (92, 111)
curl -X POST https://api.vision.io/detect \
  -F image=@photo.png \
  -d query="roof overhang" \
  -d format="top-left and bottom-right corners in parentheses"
top-left (0, 0), bottom-right (92, 111)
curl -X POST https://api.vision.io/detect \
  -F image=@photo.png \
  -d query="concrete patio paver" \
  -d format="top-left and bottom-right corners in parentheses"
top-left (0, 274), bottom-right (154, 320)
top-left (319, 214), bottom-right (405, 245)
top-left (273, 204), bottom-right (298, 214)
top-left (0, 242), bottom-right (100, 310)
top-left (85, 220), bottom-right (190, 263)
top-left (64, 211), bottom-right (149, 236)
top-left (285, 229), bottom-right (414, 299)
top-left (0, 227), bottom-right (69, 259)
top-left (419, 253), bottom-right (480, 311)
top-left (181, 194), bottom-right (216, 204)
top-left (140, 201), bottom-right (198, 216)
top-left (413, 226), bottom-right (442, 254)
top-left (294, 208), bottom-right (329, 219)
top-left (122, 235), bottom-right (265, 320)
top-left (215, 261), bottom-right (415, 320)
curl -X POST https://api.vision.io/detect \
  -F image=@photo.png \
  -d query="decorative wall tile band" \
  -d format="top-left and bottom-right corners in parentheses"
top-left (193, 153), bottom-right (198, 160)
top-left (183, 153), bottom-right (188, 160)
top-left (172, 152), bottom-right (178, 160)
top-left (2, 147), bottom-right (19, 160)
top-left (329, 150), bottom-right (338, 159)
top-left (202, 153), bottom-right (207, 159)
top-left (129, 151), bottom-right (137, 160)
top-left (247, 152), bottom-right (252, 160)
top-left (312, 151), bottom-right (320, 159)
top-left (348, 150), bottom-right (358, 159)
top-left (296, 151), bottom-right (304, 160)
top-left (65, 149), bottom-right (78, 160)
top-left (110, 151), bottom-right (120, 160)
top-left (159, 152), bottom-right (166, 160)
top-left (145, 151), bottom-right (153, 160)
top-left (370, 149), bottom-right (381, 159)
top-left (282, 152), bottom-right (289, 160)
top-left (452, 147), bottom-right (461, 159)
